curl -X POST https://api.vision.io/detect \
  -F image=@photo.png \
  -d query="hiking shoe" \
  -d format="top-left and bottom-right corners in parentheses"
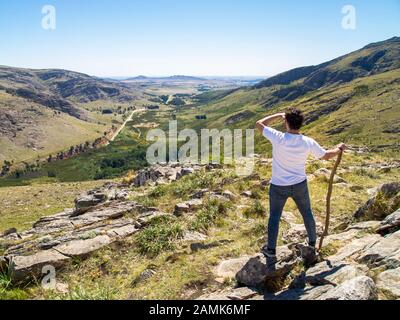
top-left (261, 247), bottom-right (276, 259)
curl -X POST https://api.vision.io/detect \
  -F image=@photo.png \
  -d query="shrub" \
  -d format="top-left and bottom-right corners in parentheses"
top-left (244, 200), bottom-right (267, 218)
top-left (190, 199), bottom-right (230, 232)
top-left (136, 216), bottom-right (183, 257)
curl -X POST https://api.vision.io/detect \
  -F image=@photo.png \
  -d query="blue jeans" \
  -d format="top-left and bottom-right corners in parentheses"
top-left (266, 180), bottom-right (317, 251)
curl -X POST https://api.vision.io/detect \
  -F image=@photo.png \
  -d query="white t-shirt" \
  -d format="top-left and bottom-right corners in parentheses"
top-left (263, 127), bottom-right (327, 186)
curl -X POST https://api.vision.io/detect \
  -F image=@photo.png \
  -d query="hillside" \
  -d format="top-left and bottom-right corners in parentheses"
top-left (0, 66), bottom-right (141, 163)
top-left (171, 37), bottom-right (400, 153)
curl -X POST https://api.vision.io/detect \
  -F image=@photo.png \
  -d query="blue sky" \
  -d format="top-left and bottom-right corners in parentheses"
top-left (0, 0), bottom-right (399, 77)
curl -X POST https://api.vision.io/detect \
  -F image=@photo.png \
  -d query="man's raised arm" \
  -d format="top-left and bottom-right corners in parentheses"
top-left (321, 143), bottom-right (347, 161)
top-left (256, 113), bottom-right (286, 133)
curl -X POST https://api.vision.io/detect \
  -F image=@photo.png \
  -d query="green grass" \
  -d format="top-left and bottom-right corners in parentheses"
top-left (136, 216), bottom-right (184, 257)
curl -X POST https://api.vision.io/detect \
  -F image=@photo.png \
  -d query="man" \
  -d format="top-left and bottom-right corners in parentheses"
top-left (256, 108), bottom-right (346, 258)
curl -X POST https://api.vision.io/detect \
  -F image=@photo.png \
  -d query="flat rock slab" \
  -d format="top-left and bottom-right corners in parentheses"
top-left (376, 268), bottom-right (400, 299)
top-left (357, 230), bottom-right (400, 269)
top-left (107, 224), bottom-right (138, 238)
top-left (328, 234), bottom-right (382, 263)
top-left (9, 250), bottom-right (70, 282)
top-left (305, 261), bottom-right (368, 286)
top-left (269, 285), bottom-right (334, 301)
top-left (318, 276), bottom-right (378, 300)
top-left (197, 287), bottom-right (258, 301)
top-left (54, 235), bottom-right (113, 258)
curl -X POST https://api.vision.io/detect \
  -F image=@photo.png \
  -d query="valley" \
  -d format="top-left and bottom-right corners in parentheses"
top-left (0, 37), bottom-right (399, 300)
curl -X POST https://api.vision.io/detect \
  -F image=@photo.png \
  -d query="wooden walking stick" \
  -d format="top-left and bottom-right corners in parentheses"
top-left (318, 149), bottom-right (344, 251)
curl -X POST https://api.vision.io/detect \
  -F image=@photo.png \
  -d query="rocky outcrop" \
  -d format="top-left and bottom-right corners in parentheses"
top-left (1, 196), bottom-right (161, 281)
top-left (376, 268), bottom-right (400, 299)
top-left (133, 164), bottom-right (201, 187)
top-left (318, 276), bottom-right (378, 300)
top-left (354, 182), bottom-right (400, 221)
top-left (377, 209), bottom-right (400, 235)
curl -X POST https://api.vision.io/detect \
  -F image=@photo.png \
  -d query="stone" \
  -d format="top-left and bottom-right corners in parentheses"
top-left (305, 261), bottom-right (368, 286)
top-left (54, 235), bottom-right (113, 258)
top-left (174, 199), bottom-right (203, 216)
top-left (186, 199), bottom-right (203, 210)
top-left (270, 285), bottom-right (334, 300)
top-left (241, 191), bottom-right (253, 198)
top-left (235, 246), bottom-right (299, 289)
top-left (137, 211), bottom-right (169, 226)
top-left (214, 256), bottom-right (252, 279)
top-left (357, 230), bottom-right (400, 269)
top-left (222, 190), bottom-right (236, 201)
top-left (313, 168), bottom-right (346, 184)
top-left (174, 203), bottom-right (190, 215)
top-left (283, 223), bottom-right (323, 244)
top-left (354, 182), bottom-right (400, 220)
top-left (345, 221), bottom-right (381, 232)
top-left (190, 189), bottom-right (210, 199)
top-left (318, 276), bottom-right (378, 300)
top-left (9, 250), bottom-right (70, 282)
top-left (190, 240), bottom-right (232, 252)
top-left (107, 224), bottom-right (138, 238)
top-left (328, 234), bottom-right (381, 263)
top-left (2, 228), bottom-right (17, 237)
top-left (74, 192), bottom-right (108, 215)
top-left (181, 167), bottom-right (195, 176)
top-left (376, 268), bottom-right (400, 298)
top-left (377, 209), bottom-right (400, 235)
top-left (226, 287), bottom-right (259, 300)
top-left (281, 211), bottom-right (298, 226)
top-left (139, 269), bottom-right (156, 282)
top-left (182, 231), bottom-right (207, 242)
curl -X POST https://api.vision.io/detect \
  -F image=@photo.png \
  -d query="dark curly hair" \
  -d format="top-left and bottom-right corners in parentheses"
top-left (285, 108), bottom-right (304, 130)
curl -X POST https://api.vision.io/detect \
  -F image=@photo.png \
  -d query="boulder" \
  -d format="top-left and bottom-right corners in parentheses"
top-left (74, 192), bottom-right (108, 215)
top-left (357, 230), bottom-right (400, 269)
top-left (54, 235), bottom-right (113, 258)
top-left (9, 250), bottom-right (70, 282)
top-left (376, 268), bottom-right (400, 299)
top-left (377, 209), bottom-right (400, 235)
top-left (235, 246), bottom-right (299, 290)
top-left (214, 256), bottom-right (252, 279)
top-left (354, 182), bottom-right (400, 221)
top-left (318, 276), bottom-right (378, 300)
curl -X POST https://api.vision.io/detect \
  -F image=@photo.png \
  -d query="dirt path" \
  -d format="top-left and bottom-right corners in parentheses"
top-left (109, 109), bottom-right (144, 142)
